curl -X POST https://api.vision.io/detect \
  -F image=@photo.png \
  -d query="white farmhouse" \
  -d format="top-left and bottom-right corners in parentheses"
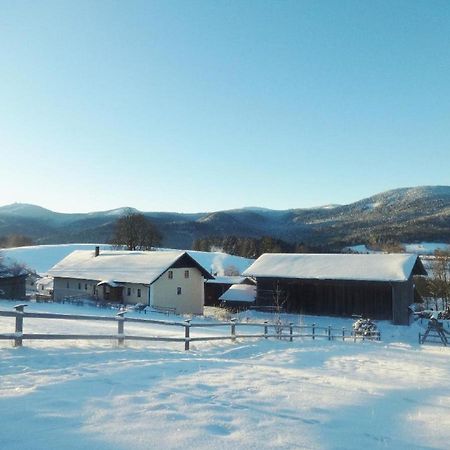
top-left (48, 248), bottom-right (213, 315)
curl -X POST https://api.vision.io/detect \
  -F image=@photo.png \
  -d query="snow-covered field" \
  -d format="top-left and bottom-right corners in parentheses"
top-left (345, 242), bottom-right (450, 255)
top-left (1, 301), bottom-right (449, 450)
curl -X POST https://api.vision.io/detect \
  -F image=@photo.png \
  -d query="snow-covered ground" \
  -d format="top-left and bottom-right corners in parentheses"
top-left (403, 242), bottom-right (450, 255)
top-left (346, 242), bottom-right (450, 255)
top-left (1, 300), bottom-right (449, 450)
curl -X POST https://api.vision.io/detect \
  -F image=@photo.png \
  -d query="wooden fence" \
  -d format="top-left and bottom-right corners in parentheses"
top-left (0, 304), bottom-right (381, 351)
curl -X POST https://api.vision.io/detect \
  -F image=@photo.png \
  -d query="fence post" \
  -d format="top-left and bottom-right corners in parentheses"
top-left (231, 318), bottom-right (236, 342)
top-left (13, 304), bottom-right (27, 347)
top-left (117, 311), bottom-right (126, 346)
top-left (342, 327), bottom-right (345, 341)
top-left (184, 319), bottom-right (191, 351)
top-left (328, 325), bottom-right (332, 341)
top-left (312, 323), bottom-right (316, 340)
top-left (289, 323), bottom-right (293, 342)
top-left (264, 321), bottom-right (268, 339)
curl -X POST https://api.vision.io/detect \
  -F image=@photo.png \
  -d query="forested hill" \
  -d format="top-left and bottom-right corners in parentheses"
top-left (0, 186), bottom-right (449, 251)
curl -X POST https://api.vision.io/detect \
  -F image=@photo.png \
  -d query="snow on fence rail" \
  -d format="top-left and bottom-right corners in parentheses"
top-left (0, 304), bottom-right (381, 350)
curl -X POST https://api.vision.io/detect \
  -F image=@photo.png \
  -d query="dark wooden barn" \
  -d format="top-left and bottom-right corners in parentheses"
top-left (243, 253), bottom-right (427, 325)
top-left (0, 274), bottom-right (27, 299)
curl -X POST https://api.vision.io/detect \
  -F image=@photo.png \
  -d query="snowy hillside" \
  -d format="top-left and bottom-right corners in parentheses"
top-left (0, 185), bottom-right (449, 249)
top-left (0, 301), bottom-right (449, 450)
top-left (1, 244), bottom-right (114, 274)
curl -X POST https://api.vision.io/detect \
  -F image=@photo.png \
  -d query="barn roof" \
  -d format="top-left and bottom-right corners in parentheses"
top-left (242, 253), bottom-right (427, 282)
top-left (48, 250), bottom-right (213, 285)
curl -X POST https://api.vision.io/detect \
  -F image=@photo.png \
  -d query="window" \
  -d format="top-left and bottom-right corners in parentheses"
top-left (85, 283), bottom-right (88, 290)
top-left (137, 288), bottom-right (141, 298)
top-left (66, 282), bottom-right (70, 289)
top-left (177, 287), bottom-right (182, 295)
top-left (168, 270), bottom-right (173, 279)
top-left (78, 282), bottom-right (81, 290)
top-left (41, 285), bottom-right (44, 291)
top-left (184, 270), bottom-right (189, 279)
top-left (127, 287), bottom-right (131, 296)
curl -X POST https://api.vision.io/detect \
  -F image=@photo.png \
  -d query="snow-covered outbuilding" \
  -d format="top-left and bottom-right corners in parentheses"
top-left (204, 276), bottom-right (255, 306)
top-left (243, 253), bottom-right (427, 325)
top-left (219, 284), bottom-right (256, 310)
top-left (48, 249), bottom-right (213, 315)
top-left (35, 275), bottom-right (54, 299)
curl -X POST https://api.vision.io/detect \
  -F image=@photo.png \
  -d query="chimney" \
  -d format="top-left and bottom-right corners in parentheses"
top-left (95, 246), bottom-right (100, 257)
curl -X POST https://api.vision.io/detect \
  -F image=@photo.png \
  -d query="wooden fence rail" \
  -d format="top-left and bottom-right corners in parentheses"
top-left (0, 305), bottom-right (381, 350)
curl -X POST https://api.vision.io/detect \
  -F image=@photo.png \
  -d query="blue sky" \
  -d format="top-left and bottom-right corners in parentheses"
top-left (0, 0), bottom-right (449, 213)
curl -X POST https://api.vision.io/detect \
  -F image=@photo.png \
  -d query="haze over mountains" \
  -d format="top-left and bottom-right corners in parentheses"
top-left (1, 186), bottom-right (449, 250)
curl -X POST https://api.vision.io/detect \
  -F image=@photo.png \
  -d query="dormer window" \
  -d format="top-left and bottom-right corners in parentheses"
top-left (168, 270), bottom-right (173, 279)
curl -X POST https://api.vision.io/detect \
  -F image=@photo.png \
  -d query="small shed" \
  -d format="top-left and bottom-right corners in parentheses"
top-left (0, 274), bottom-right (27, 299)
top-left (219, 284), bottom-right (256, 310)
top-left (204, 276), bottom-right (255, 306)
top-left (243, 253), bottom-right (427, 325)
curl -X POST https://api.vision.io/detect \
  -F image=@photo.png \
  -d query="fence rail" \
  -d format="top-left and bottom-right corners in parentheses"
top-left (0, 304), bottom-right (380, 350)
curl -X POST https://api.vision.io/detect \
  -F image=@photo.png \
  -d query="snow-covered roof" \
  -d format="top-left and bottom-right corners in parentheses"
top-left (48, 250), bottom-right (211, 285)
top-left (206, 276), bottom-right (251, 285)
top-left (242, 253), bottom-right (426, 282)
top-left (219, 284), bottom-right (256, 303)
top-left (36, 276), bottom-right (54, 289)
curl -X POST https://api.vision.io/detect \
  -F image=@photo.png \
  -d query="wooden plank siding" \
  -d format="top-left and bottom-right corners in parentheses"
top-left (254, 277), bottom-right (413, 324)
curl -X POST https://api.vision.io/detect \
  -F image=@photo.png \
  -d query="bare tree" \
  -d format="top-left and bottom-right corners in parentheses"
top-left (111, 210), bottom-right (162, 251)
top-left (272, 281), bottom-right (289, 337)
top-left (432, 250), bottom-right (450, 310)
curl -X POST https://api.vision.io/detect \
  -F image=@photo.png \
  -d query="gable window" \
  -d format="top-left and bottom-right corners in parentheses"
top-left (184, 270), bottom-right (189, 279)
top-left (137, 288), bottom-right (141, 298)
top-left (168, 270), bottom-right (173, 279)
top-left (177, 287), bottom-right (182, 295)
top-left (127, 287), bottom-right (131, 296)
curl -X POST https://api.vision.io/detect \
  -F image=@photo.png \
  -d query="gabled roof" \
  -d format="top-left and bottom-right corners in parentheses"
top-left (242, 253), bottom-right (427, 282)
top-left (48, 250), bottom-right (213, 285)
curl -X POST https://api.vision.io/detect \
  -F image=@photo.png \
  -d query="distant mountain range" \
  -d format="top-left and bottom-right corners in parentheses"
top-left (1, 186), bottom-right (449, 250)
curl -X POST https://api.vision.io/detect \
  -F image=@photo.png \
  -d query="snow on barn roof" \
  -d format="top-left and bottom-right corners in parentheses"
top-left (242, 253), bottom-right (426, 282)
top-left (219, 284), bottom-right (256, 303)
top-left (48, 250), bottom-right (212, 285)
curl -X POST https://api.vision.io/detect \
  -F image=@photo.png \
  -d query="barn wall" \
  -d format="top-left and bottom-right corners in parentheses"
top-left (391, 278), bottom-right (414, 325)
top-left (255, 278), bottom-right (394, 320)
top-left (0, 275), bottom-right (26, 299)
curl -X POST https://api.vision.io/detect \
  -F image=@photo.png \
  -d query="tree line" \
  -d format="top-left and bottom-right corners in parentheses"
top-left (0, 234), bottom-right (35, 248)
top-left (192, 235), bottom-right (332, 258)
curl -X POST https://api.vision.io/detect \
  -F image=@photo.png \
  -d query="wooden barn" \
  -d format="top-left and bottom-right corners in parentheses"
top-left (0, 273), bottom-right (27, 299)
top-left (242, 253), bottom-right (427, 325)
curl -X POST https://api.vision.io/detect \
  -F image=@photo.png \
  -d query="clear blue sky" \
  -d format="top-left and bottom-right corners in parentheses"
top-left (0, 0), bottom-right (449, 213)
